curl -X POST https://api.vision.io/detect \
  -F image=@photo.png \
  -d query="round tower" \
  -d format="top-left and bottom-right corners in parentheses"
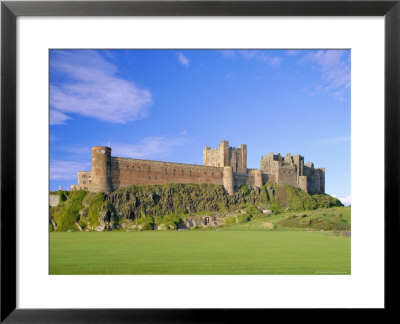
top-left (223, 166), bottom-right (234, 195)
top-left (91, 146), bottom-right (112, 193)
top-left (254, 169), bottom-right (263, 188)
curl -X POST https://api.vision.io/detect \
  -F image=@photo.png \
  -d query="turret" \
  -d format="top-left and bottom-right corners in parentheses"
top-left (219, 140), bottom-right (229, 167)
top-left (254, 169), bottom-right (263, 188)
top-left (223, 166), bottom-right (234, 195)
top-left (90, 146), bottom-right (112, 193)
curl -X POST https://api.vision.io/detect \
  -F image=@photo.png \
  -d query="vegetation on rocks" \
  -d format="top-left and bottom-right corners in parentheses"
top-left (49, 183), bottom-right (343, 231)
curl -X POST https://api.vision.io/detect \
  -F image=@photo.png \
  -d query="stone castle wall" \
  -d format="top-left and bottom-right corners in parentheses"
top-left (111, 157), bottom-right (223, 191)
top-left (260, 151), bottom-right (324, 194)
top-left (70, 141), bottom-right (325, 195)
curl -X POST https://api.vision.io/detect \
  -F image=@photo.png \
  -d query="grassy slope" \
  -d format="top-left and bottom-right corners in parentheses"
top-left (50, 230), bottom-right (350, 275)
top-left (219, 206), bottom-right (351, 232)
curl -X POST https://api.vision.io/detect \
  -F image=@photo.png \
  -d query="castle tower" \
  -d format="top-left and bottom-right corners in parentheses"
top-left (223, 166), bottom-right (234, 195)
top-left (239, 144), bottom-right (247, 173)
top-left (90, 146), bottom-right (112, 193)
top-left (219, 140), bottom-right (229, 167)
top-left (254, 169), bottom-right (263, 188)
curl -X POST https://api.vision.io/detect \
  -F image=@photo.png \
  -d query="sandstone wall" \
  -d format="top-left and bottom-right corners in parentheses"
top-left (111, 157), bottom-right (224, 190)
top-left (302, 165), bottom-right (325, 194)
top-left (277, 166), bottom-right (298, 187)
top-left (232, 172), bottom-right (252, 190)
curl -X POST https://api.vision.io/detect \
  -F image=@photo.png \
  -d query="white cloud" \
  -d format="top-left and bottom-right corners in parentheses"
top-left (50, 160), bottom-right (91, 180)
top-left (177, 52), bottom-right (190, 66)
top-left (219, 50), bottom-right (282, 66)
top-left (300, 50), bottom-right (350, 100)
top-left (50, 50), bottom-right (153, 124)
top-left (333, 194), bottom-right (351, 206)
top-left (238, 50), bottom-right (282, 66)
top-left (109, 137), bottom-right (186, 160)
top-left (50, 109), bottom-right (70, 125)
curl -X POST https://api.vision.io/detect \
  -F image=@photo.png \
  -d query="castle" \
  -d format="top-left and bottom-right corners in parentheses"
top-left (70, 140), bottom-right (325, 195)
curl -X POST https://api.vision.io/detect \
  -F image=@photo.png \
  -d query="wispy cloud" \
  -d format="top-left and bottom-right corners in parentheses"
top-left (50, 109), bottom-right (70, 125)
top-left (177, 52), bottom-right (190, 67)
top-left (285, 50), bottom-right (299, 56)
top-left (311, 136), bottom-right (351, 146)
top-left (300, 50), bottom-right (350, 100)
top-left (218, 50), bottom-right (236, 59)
top-left (109, 137), bottom-right (186, 160)
top-left (50, 160), bottom-right (91, 180)
top-left (332, 194), bottom-right (351, 206)
top-left (50, 50), bottom-right (153, 125)
top-left (219, 50), bottom-right (282, 66)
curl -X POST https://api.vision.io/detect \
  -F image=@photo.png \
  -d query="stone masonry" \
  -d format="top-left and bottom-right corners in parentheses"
top-left (70, 141), bottom-right (325, 195)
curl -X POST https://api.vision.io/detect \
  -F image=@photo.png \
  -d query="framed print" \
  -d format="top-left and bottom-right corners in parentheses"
top-left (1, 0), bottom-right (399, 322)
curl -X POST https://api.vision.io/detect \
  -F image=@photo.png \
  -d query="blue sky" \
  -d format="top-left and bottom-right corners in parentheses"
top-left (50, 49), bottom-right (351, 204)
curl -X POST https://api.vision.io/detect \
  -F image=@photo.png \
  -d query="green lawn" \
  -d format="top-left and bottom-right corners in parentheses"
top-left (50, 231), bottom-right (350, 275)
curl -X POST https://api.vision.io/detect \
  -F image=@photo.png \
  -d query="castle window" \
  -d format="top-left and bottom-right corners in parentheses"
top-left (84, 187), bottom-right (88, 190)
top-left (82, 174), bottom-right (86, 178)
top-left (182, 170), bottom-right (184, 174)
top-left (83, 181), bottom-right (86, 184)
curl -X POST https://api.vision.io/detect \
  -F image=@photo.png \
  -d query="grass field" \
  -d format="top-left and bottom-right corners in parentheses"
top-left (50, 231), bottom-right (350, 275)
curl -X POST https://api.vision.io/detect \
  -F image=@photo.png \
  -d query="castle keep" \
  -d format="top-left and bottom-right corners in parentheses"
top-left (70, 141), bottom-right (325, 195)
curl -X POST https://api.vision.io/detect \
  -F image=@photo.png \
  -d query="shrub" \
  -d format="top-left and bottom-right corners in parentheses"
top-left (141, 223), bottom-right (153, 231)
top-left (157, 214), bottom-right (181, 230)
top-left (237, 213), bottom-right (250, 223)
top-left (136, 215), bottom-right (154, 231)
top-left (225, 217), bottom-right (236, 224)
top-left (240, 185), bottom-right (249, 195)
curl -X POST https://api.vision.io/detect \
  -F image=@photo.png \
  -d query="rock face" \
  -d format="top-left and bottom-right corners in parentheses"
top-left (49, 194), bottom-right (60, 207)
top-left (49, 183), bottom-right (343, 231)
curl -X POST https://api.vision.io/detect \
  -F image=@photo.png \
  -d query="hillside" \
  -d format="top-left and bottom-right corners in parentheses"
top-left (49, 183), bottom-right (343, 232)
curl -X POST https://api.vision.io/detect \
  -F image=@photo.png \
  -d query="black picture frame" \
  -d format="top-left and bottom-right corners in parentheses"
top-left (1, 0), bottom-right (399, 322)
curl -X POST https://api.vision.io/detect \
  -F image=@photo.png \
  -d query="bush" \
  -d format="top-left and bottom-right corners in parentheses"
top-left (57, 190), bottom-right (68, 202)
top-left (136, 215), bottom-right (154, 231)
top-left (225, 217), bottom-right (236, 224)
top-left (141, 223), bottom-right (153, 231)
top-left (240, 185), bottom-right (249, 195)
top-left (237, 213), bottom-right (250, 223)
top-left (52, 190), bottom-right (86, 231)
top-left (157, 214), bottom-right (181, 230)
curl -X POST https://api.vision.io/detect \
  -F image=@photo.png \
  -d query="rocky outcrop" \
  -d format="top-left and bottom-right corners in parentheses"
top-left (49, 183), bottom-right (342, 231)
top-left (49, 194), bottom-right (60, 207)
